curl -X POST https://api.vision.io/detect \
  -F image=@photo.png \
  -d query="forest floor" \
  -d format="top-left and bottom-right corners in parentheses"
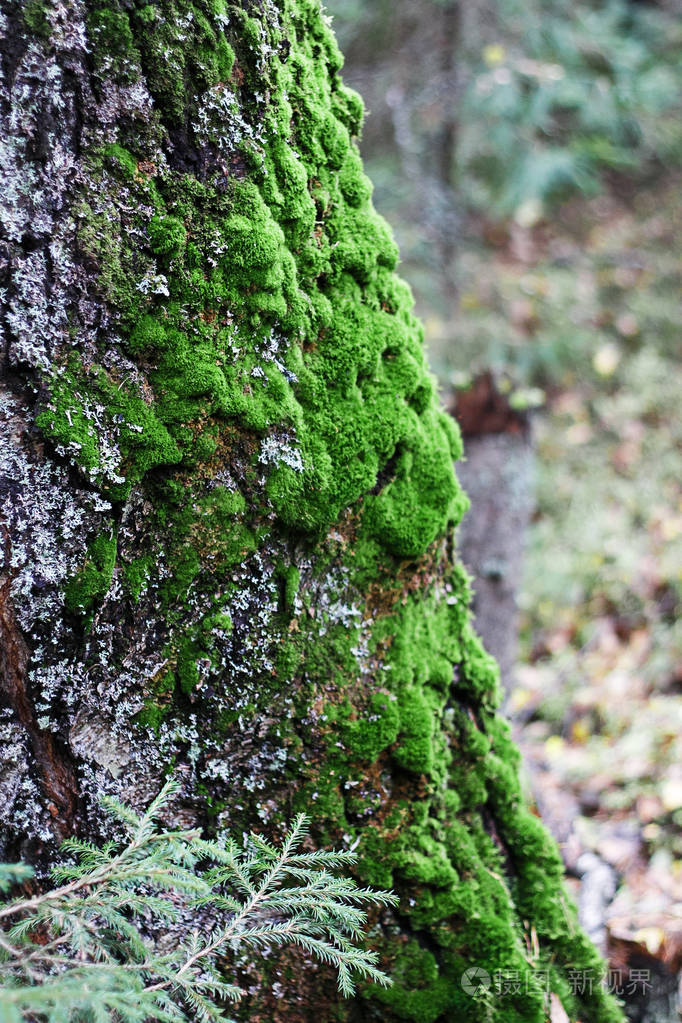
top-left (431, 175), bottom-right (682, 1020)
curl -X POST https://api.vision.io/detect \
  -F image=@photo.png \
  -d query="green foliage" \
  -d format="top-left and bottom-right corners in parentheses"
top-left (0, 780), bottom-right (396, 1022)
top-left (332, 0), bottom-right (681, 220)
top-left (461, 0), bottom-right (682, 216)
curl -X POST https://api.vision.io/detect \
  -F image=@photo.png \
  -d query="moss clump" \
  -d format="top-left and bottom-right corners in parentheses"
top-left (88, 8), bottom-right (135, 76)
top-left (64, 533), bottom-right (117, 615)
top-left (23, 0), bottom-right (51, 38)
top-left (148, 214), bottom-right (187, 257)
top-left (334, 692), bottom-right (400, 762)
top-left (36, 359), bottom-right (182, 500)
top-left (369, 939), bottom-right (461, 1023)
top-left (121, 555), bottom-right (154, 602)
top-left (275, 562), bottom-right (301, 615)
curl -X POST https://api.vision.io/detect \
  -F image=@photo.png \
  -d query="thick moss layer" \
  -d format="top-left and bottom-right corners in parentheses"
top-left (22, 1), bottom-right (624, 1020)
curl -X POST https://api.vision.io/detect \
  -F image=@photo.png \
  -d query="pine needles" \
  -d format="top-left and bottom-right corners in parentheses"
top-left (0, 779), bottom-right (397, 1022)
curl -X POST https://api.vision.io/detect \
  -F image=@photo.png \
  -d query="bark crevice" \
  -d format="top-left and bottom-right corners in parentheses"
top-left (0, 529), bottom-right (80, 845)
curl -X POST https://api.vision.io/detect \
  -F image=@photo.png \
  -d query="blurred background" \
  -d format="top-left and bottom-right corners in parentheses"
top-left (323, 0), bottom-right (682, 1018)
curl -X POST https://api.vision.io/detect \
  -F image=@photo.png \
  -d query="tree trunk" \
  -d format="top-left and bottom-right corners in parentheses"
top-left (452, 373), bottom-right (535, 697)
top-left (0, 2), bottom-right (622, 1020)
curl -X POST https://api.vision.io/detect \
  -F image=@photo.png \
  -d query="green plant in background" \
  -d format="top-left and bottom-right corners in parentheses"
top-left (331, 0), bottom-right (682, 219)
top-left (462, 0), bottom-right (682, 219)
top-left (0, 780), bottom-right (396, 1023)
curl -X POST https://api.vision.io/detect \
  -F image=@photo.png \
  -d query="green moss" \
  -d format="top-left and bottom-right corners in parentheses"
top-left (36, 360), bottom-right (182, 500)
top-left (336, 691), bottom-right (400, 762)
top-left (102, 143), bottom-right (139, 181)
top-left (121, 555), bottom-right (154, 601)
top-left (23, 0), bottom-right (51, 38)
top-left (127, 315), bottom-right (167, 356)
top-left (176, 638), bottom-right (203, 695)
top-left (134, 670), bottom-right (175, 732)
top-left (148, 482), bottom-right (255, 608)
top-left (88, 8), bottom-right (135, 76)
top-left (370, 940), bottom-right (460, 1023)
top-left (392, 687), bottom-right (437, 774)
top-left (64, 533), bottom-right (117, 615)
top-left (275, 563), bottom-right (301, 614)
top-left (148, 214), bottom-right (187, 257)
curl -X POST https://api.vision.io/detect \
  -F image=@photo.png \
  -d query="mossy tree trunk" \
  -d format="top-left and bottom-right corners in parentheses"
top-left (0, 2), bottom-right (622, 1020)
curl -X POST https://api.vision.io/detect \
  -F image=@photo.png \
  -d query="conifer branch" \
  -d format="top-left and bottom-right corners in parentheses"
top-left (0, 780), bottom-right (397, 1022)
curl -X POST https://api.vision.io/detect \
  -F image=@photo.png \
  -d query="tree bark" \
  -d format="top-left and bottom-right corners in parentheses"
top-left (452, 372), bottom-right (535, 697)
top-left (0, 2), bottom-right (622, 1020)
